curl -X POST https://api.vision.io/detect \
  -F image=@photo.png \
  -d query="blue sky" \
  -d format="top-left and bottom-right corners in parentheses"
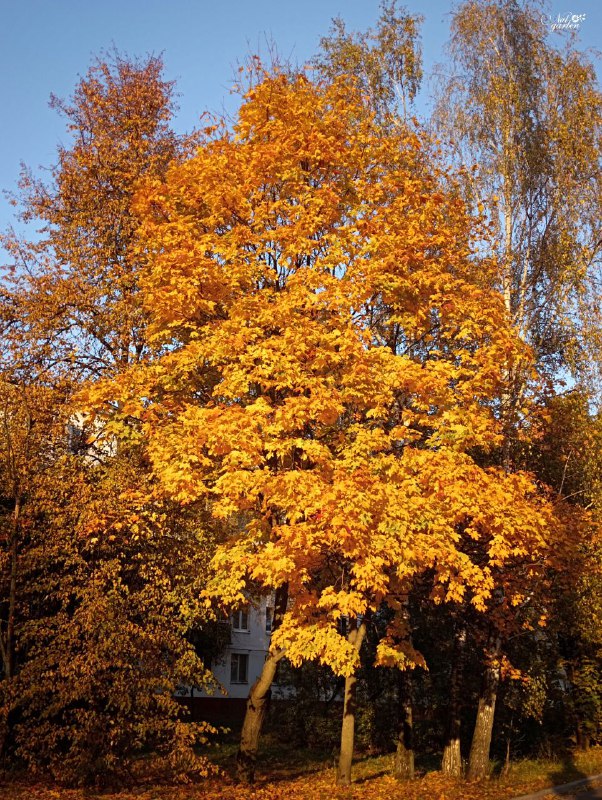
top-left (0, 0), bottom-right (600, 239)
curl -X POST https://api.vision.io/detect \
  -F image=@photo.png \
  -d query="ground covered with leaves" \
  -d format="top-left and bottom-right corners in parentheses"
top-left (2, 747), bottom-right (602, 800)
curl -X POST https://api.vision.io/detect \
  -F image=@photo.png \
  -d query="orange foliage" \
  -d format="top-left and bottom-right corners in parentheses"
top-left (0, 54), bottom-right (217, 785)
top-left (86, 71), bottom-right (573, 676)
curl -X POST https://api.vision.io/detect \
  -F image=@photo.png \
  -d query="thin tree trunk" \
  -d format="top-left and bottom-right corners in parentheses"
top-left (337, 671), bottom-right (358, 786)
top-left (0, 494), bottom-right (20, 760)
top-left (394, 669), bottom-right (414, 780)
top-left (467, 635), bottom-right (502, 780)
top-left (501, 735), bottom-right (511, 777)
top-left (575, 721), bottom-right (580, 749)
top-left (237, 584), bottom-right (288, 784)
top-left (6, 496), bottom-right (19, 680)
top-left (0, 494), bottom-right (20, 679)
top-left (576, 723), bottom-right (590, 752)
top-left (336, 620), bottom-right (367, 786)
top-left (442, 625), bottom-right (467, 777)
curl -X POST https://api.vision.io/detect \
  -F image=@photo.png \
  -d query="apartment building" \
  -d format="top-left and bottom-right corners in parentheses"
top-left (208, 597), bottom-right (274, 699)
top-left (179, 596), bottom-right (275, 723)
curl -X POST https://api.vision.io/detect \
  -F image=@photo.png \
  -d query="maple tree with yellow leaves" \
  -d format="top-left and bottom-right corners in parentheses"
top-left (0, 1), bottom-right (597, 786)
top-left (84, 69), bottom-right (579, 784)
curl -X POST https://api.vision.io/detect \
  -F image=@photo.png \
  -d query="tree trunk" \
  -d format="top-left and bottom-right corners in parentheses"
top-left (0, 494), bottom-right (20, 760)
top-left (501, 736), bottom-right (511, 777)
top-left (336, 620), bottom-right (367, 786)
top-left (1, 495), bottom-right (20, 681)
top-left (337, 671), bottom-right (358, 786)
top-left (576, 723), bottom-right (591, 752)
top-left (237, 584), bottom-right (288, 784)
top-left (441, 625), bottom-right (467, 777)
top-left (394, 669), bottom-right (414, 780)
top-left (467, 636), bottom-right (502, 780)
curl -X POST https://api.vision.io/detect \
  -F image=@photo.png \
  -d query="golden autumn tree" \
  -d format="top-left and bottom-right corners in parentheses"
top-left (313, 0), bottom-right (423, 121)
top-left (0, 374), bottom-right (63, 757)
top-left (1, 50), bottom-right (193, 382)
top-left (434, 0), bottom-right (602, 398)
top-left (529, 392), bottom-right (602, 751)
top-left (0, 53), bottom-right (220, 785)
top-left (86, 70), bottom-right (572, 785)
top-left (431, 2), bottom-right (602, 776)
top-left (8, 448), bottom-right (218, 785)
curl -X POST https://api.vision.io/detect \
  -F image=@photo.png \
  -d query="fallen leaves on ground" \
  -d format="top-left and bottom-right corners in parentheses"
top-left (3, 748), bottom-right (602, 800)
top-left (0, 771), bottom-right (574, 800)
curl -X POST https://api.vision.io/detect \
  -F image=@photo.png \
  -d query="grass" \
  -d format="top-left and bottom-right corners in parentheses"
top-left (494, 748), bottom-right (602, 795)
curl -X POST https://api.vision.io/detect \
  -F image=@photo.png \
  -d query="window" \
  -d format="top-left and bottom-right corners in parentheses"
top-left (230, 653), bottom-right (248, 684)
top-left (265, 606), bottom-right (274, 634)
top-left (232, 608), bottom-right (249, 631)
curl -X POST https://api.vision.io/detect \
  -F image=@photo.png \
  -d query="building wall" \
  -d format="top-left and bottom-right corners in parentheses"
top-left (197, 597), bottom-right (273, 700)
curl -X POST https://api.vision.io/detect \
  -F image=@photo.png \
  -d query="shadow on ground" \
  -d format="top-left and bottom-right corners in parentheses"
top-left (545, 749), bottom-right (596, 796)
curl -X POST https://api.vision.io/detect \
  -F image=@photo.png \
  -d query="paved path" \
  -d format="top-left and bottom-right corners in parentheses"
top-left (511, 774), bottom-right (602, 800)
